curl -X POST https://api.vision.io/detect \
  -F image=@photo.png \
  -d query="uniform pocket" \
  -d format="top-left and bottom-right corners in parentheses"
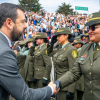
top-left (35, 54), bottom-right (42, 60)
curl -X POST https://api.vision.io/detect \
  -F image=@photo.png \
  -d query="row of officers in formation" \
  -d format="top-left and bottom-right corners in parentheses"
top-left (16, 26), bottom-right (89, 100)
top-left (0, 3), bottom-right (100, 100)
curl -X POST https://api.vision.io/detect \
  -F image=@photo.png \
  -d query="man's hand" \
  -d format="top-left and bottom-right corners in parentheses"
top-left (48, 82), bottom-right (60, 95)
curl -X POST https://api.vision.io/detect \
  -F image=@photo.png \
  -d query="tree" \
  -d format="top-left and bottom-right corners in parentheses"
top-left (56, 2), bottom-right (74, 15)
top-left (18, 0), bottom-right (42, 12)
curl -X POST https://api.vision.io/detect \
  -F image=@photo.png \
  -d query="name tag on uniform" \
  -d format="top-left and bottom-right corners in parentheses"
top-left (79, 58), bottom-right (84, 61)
top-left (54, 54), bottom-right (57, 56)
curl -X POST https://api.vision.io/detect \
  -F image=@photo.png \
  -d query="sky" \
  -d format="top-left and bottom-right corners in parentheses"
top-left (0, 0), bottom-right (99, 14)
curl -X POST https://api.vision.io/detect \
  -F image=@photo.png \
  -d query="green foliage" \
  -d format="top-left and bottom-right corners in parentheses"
top-left (56, 2), bottom-right (74, 15)
top-left (18, 0), bottom-right (42, 12)
top-left (73, 11), bottom-right (79, 15)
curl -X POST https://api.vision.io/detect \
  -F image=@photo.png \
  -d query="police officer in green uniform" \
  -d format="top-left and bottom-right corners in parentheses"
top-left (73, 38), bottom-right (84, 100)
top-left (54, 12), bottom-right (100, 100)
top-left (48, 28), bottom-right (77, 100)
top-left (18, 38), bottom-right (34, 75)
top-left (83, 31), bottom-right (90, 44)
top-left (32, 33), bottom-right (52, 88)
top-left (19, 38), bottom-right (34, 56)
top-left (73, 38), bottom-right (84, 56)
top-left (17, 40), bottom-right (27, 73)
top-left (21, 38), bottom-right (36, 88)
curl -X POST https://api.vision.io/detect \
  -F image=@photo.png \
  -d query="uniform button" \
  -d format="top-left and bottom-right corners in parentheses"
top-left (91, 63), bottom-right (92, 66)
top-left (90, 81), bottom-right (92, 84)
top-left (38, 69), bottom-right (39, 70)
top-left (90, 90), bottom-right (92, 93)
top-left (89, 72), bottom-right (91, 75)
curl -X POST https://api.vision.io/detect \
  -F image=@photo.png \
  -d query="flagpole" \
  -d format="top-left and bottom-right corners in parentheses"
top-left (99, 0), bottom-right (100, 11)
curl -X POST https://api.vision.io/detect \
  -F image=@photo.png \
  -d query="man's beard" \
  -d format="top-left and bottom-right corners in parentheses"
top-left (11, 25), bottom-right (25, 41)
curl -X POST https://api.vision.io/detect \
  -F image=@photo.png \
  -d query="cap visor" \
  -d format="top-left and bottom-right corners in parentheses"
top-left (85, 21), bottom-right (96, 26)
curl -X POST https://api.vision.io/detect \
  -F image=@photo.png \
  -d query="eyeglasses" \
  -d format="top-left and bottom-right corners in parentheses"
top-left (88, 25), bottom-right (100, 32)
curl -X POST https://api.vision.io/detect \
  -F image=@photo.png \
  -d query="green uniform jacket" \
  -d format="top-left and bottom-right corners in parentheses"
top-left (22, 52), bottom-right (34, 82)
top-left (34, 44), bottom-right (52, 80)
top-left (76, 48), bottom-right (84, 91)
top-left (47, 44), bottom-right (59, 57)
top-left (58, 43), bottom-right (100, 100)
top-left (21, 46), bottom-right (36, 82)
top-left (16, 52), bottom-right (26, 74)
top-left (53, 43), bottom-right (77, 93)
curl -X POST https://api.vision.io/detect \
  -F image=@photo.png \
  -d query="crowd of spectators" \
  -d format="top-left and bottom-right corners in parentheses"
top-left (23, 10), bottom-right (90, 40)
top-left (13, 9), bottom-right (91, 52)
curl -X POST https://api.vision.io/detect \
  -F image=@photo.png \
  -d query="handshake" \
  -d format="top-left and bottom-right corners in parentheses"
top-left (48, 80), bottom-right (74, 100)
top-left (48, 80), bottom-right (62, 95)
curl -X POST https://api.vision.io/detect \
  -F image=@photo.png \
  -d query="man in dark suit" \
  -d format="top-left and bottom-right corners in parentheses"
top-left (0, 3), bottom-right (59, 100)
top-left (39, 25), bottom-right (46, 33)
top-left (46, 25), bottom-right (51, 39)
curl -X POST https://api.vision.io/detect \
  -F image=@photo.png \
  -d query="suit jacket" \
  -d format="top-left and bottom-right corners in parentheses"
top-left (76, 48), bottom-right (84, 91)
top-left (58, 43), bottom-right (100, 100)
top-left (34, 44), bottom-right (52, 79)
top-left (53, 43), bottom-right (77, 92)
top-left (46, 28), bottom-right (51, 38)
top-left (39, 28), bottom-right (46, 33)
top-left (0, 32), bottom-right (52, 100)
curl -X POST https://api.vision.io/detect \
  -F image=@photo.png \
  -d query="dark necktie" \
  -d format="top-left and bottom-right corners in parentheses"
top-left (93, 44), bottom-right (100, 58)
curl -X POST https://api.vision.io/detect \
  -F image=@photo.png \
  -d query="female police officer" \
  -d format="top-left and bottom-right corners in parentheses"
top-left (21, 38), bottom-right (36, 88)
top-left (32, 33), bottom-right (52, 88)
top-left (55, 12), bottom-right (100, 100)
top-left (48, 28), bottom-right (77, 100)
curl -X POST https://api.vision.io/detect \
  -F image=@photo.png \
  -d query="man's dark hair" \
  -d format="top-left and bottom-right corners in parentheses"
top-left (0, 3), bottom-right (25, 28)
